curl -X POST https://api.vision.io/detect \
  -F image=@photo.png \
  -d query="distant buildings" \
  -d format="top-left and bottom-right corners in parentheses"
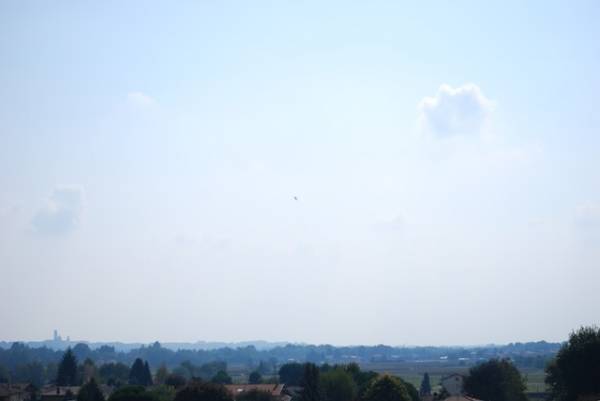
top-left (441, 374), bottom-right (464, 396)
top-left (52, 330), bottom-right (70, 344)
top-left (40, 385), bottom-right (114, 401)
top-left (0, 384), bottom-right (34, 401)
top-left (40, 386), bottom-right (80, 401)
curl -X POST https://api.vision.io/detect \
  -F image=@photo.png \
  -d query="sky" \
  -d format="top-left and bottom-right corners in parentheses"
top-left (1, 1), bottom-right (599, 346)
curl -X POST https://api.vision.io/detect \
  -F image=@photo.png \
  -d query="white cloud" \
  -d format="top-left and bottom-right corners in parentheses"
top-left (32, 186), bottom-right (84, 235)
top-left (418, 83), bottom-right (493, 138)
top-left (127, 91), bottom-right (156, 107)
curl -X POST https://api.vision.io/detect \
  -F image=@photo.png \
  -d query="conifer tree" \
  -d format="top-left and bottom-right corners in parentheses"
top-left (143, 361), bottom-right (153, 386)
top-left (420, 373), bottom-right (431, 396)
top-left (129, 358), bottom-right (147, 386)
top-left (300, 363), bottom-right (322, 401)
top-left (57, 348), bottom-right (78, 386)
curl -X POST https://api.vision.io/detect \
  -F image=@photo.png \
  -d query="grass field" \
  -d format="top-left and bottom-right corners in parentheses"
top-left (358, 361), bottom-right (548, 393)
top-left (230, 360), bottom-right (548, 393)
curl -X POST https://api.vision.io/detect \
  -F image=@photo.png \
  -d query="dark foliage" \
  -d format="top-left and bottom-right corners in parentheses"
top-left (57, 348), bottom-right (78, 386)
top-left (278, 363), bottom-right (304, 386)
top-left (77, 378), bottom-right (105, 401)
top-left (248, 371), bottom-right (262, 384)
top-left (300, 363), bottom-right (323, 401)
top-left (398, 379), bottom-right (418, 401)
top-left (320, 368), bottom-right (357, 401)
top-left (344, 363), bottom-right (377, 398)
top-left (545, 326), bottom-right (600, 401)
top-left (166, 373), bottom-right (187, 387)
top-left (13, 362), bottom-right (45, 387)
top-left (108, 385), bottom-right (158, 401)
top-left (177, 361), bottom-right (227, 381)
top-left (419, 373), bottom-right (431, 396)
top-left (256, 361), bottom-right (275, 376)
top-left (129, 358), bottom-right (153, 386)
top-left (464, 359), bottom-right (527, 401)
top-left (98, 362), bottom-right (129, 386)
top-left (144, 361), bottom-right (154, 386)
top-left (211, 370), bottom-right (232, 385)
top-left (362, 375), bottom-right (410, 401)
top-left (0, 365), bottom-right (9, 383)
top-left (72, 344), bottom-right (93, 362)
top-left (174, 381), bottom-right (233, 401)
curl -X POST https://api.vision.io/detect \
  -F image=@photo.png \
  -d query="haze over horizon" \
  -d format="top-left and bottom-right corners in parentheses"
top-left (0, 331), bottom-right (566, 349)
top-left (1, 1), bottom-right (599, 347)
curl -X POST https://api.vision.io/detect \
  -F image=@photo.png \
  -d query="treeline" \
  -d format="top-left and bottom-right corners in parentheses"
top-left (0, 348), bottom-right (237, 388)
top-left (0, 340), bottom-right (559, 372)
top-left (66, 361), bottom-right (422, 401)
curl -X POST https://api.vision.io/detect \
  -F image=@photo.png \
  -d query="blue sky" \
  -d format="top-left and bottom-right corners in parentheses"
top-left (1, 1), bottom-right (599, 345)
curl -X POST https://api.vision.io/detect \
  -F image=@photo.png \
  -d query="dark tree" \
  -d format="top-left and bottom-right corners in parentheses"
top-left (362, 375), bottom-right (410, 401)
top-left (149, 385), bottom-right (176, 401)
top-left (130, 359), bottom-right (152, 386)
top-left (248, 371), bottom-right (262, 384)
top-left (0, 365), bottom-right (10, 383)
top-left (199, 362), bottom-right (228, 381)
top-left (256, 361), bottom-right (271, 375)
top-left (57, 348), bottom-right (78, 386)
top-left (300, 363), bottom-right (322, 401)
top-left (174, 382), bottom-right (233, 401)
top-left (77, 378), bottom-right (105, 401)
top-left (546, 326), bottom-right (600, 401)
top-left (99, 363), bottom-right (129, 386)
top-left (278, 363), bottom-right (304, 386)
top-left (237, 390), bottom-right (275, 401)
top-left (344, 363), bottom-right (378, 399)
top-left (165, 374), bottom-right (187, 387)
top-left (108, 385), bottom-right (157, 401)
top-left (398, 379), bottom-right (419, 401)
top-left (464, 359), bottom-right (527, 401)
top-left (420, 373), bottom-right (431, 396)
top-left (320, 368), bottom-right (357, 401)
top-left (72, 344), bottom-right (92, 361)
top-left (14, 362), bottom-right (45, 387)
top-left (211, 370), bottom-right (232, 385)
top-left (144, 361), bottom-right (154, 386)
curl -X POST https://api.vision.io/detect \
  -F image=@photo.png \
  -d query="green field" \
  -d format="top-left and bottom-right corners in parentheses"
top-left (358, 362), bottom-right (547, 394)
top-left (230, 360), bottom-right (548, 393)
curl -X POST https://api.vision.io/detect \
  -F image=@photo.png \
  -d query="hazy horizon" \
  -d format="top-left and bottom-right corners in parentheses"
top-left (0, 333), bottom-right (566, 348)
top-left (1, 1), bottom-right (599, 347)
